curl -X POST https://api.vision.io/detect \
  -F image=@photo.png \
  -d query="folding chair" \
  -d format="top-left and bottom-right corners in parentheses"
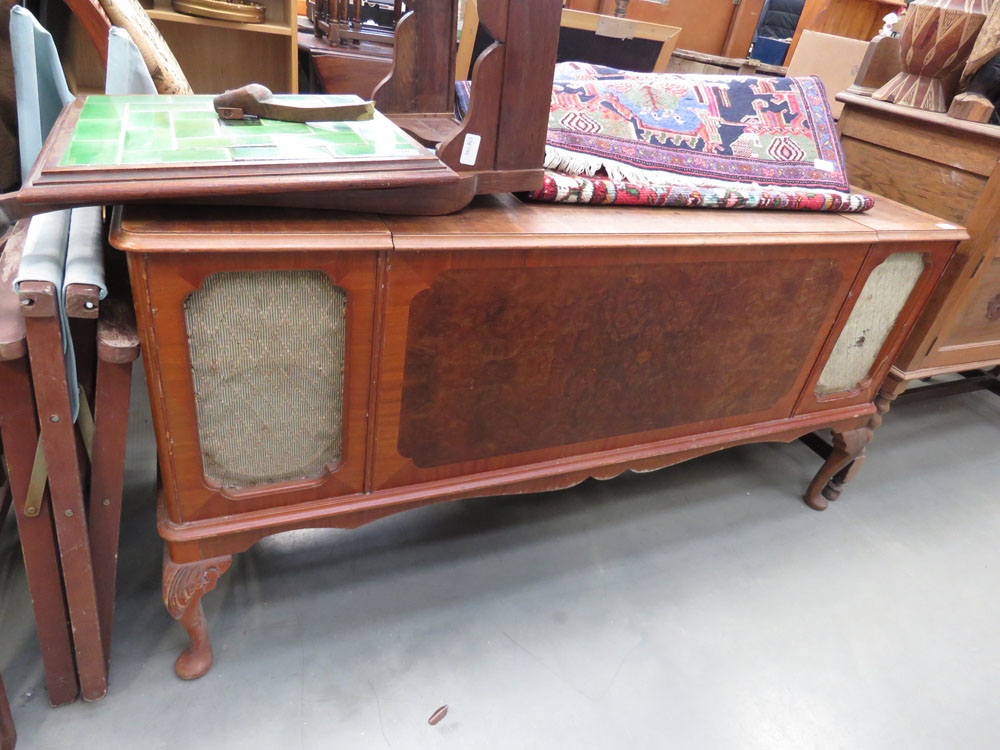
top-left (8, 7), bottom-right (143, 702)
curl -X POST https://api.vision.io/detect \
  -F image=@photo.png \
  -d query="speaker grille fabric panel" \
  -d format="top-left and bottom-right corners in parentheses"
top-left (184, 271), bottom-right (347, 488)
top-left (816, 253), bottom-right (924, 395)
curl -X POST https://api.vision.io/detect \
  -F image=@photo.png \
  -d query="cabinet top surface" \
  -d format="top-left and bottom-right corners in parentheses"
top-left (113, 191), bottom-right (967, 252)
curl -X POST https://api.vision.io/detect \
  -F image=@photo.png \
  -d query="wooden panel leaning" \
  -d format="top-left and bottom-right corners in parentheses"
top-left (109, 192), bottom-right (963, 681)
top-left (838, 92), bottom-right (1000, 389)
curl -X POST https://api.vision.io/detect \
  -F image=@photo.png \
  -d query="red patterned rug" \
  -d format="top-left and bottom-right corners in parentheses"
top-left (457, 63), bottom-right (873, 211)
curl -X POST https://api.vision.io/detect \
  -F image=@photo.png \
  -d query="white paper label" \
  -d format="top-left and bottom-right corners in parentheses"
top-left (813, 158), bottom-right (835, 172)
top-left (595, 15), bottom-right (634, 39)
top-left (460, 133), bottom-right (481, 166)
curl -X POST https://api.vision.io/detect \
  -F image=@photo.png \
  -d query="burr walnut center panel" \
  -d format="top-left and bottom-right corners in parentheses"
top-left (184, 271), bottom-right (347, 489)
top-left (398, 259), bottom-right (843, 468)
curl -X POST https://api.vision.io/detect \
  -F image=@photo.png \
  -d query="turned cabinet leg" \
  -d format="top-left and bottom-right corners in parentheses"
top-left (803, 370), bottom-right (909, 511)
top-left (162, 549), bottom-right (232, 681)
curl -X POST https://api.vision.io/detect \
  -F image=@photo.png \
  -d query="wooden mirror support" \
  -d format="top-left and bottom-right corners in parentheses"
top-left (374, 0), bottom-right (562, 196)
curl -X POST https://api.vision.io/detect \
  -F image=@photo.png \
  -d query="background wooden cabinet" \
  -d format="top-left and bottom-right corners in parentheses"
top-left (838, 92), bottom-right (1000, 378)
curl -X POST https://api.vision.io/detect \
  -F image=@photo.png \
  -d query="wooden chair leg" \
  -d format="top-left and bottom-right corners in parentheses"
top-left (163, 548), bottom-right (232, 681)
top-left (0, 672), bottom-right (15, 750)
top-left (21, 283), bottom-right (107, 701)
top-left (88, 355), bottom-right (135, 669)
top-left (0, 358), bottom-right (79, 706)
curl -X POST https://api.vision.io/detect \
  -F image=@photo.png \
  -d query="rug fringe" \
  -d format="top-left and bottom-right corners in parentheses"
top-left (544, 145), bottom-right (768, 192)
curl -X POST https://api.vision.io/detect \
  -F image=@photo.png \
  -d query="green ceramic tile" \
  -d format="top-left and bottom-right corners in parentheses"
top-left (128, 99), bottom-right (180, 111)
top-left (310, 130), bottom-right (368, 145)
top-left (62, 95), bottom-right (424, 167)
top-left (122, 147), bottom-right (230, 164)
top-left (249, 120), bottom-right (312, 135)
top-left (79, 98), bottom-right (126, 120)
top-left (127, 111), bottom-right (171, 129)
top-left (163, 148), bottom-right (230, 162)
top-left (61, 140), bottom-right (119, 166)
top-left (275, 144), bottom-right (338, 160)
top-left (121, 149), bottom-right (167, 165)
top-left (180, 136), bottom-right (240, 149)
top-left (112, 95), bottom-right (170, 104)
top-left (219, 118), bottom-right (265, 130)
top-left (123, 130), bottom-right (174, 151)
top-left (174, 119), bottom-right (219, 139)
top-left (173, 109), bottom-right (220, 120)
top-left (73, 119), bottom-right (122, 141)
top-left (330, 141), bottom-right (379, 157)
top-left (224, 133), bottom-right (273, 145)
top-left (230, 145), bottom-right (281, 161)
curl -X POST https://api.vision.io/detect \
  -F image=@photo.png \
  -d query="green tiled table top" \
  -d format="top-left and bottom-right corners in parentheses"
top-left (61, 95), bottom-right (428, 168)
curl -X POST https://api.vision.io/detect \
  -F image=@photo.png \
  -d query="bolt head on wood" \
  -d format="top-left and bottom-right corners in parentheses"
top-left (64, 509), bottom-right (73, 517)
top-left (49, 414), bottom-right (60, 422)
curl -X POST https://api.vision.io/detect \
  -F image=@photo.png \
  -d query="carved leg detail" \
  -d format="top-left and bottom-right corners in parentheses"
top-left (821, 448), bottom-right (867, 504)
top-left (804, 427), bottom-right (873, 511)
top-left (162, 549), bottom-right (232, 680)
top-left (804, 370), bottom-right (909, 510)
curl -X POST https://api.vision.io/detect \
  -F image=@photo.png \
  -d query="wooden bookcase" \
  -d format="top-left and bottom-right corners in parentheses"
top-left (63, 0), bottom-right (299, 94)
top-left (142, 0), bottom-right (299, 93)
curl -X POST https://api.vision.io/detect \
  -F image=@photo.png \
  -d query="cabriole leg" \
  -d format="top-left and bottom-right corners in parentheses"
top-left (162, 549), bottom-right (232, 680)
top-left (803, 370), bottom-right (909, 510)
top-left (804, 426), bottom-right (873, 510)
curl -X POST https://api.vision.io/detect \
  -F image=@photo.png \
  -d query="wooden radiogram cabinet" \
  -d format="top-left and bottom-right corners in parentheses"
top-left (838, 92), bottom-right (1000, 385)
top-left (111, 193), bottom-right (963, 680)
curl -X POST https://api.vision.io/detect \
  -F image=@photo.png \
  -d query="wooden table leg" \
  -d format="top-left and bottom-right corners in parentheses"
top-left (20, 282), bottom-right (107, 701)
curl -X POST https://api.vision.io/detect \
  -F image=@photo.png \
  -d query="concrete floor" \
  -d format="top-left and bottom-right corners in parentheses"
top-left (1, 373), bottom-right (999, 750)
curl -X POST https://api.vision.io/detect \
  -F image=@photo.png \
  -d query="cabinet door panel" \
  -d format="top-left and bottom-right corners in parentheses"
top-left (939, 256), bottom-right (1000, 353)
top-left (373, 244), bottom-right (865, 489)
